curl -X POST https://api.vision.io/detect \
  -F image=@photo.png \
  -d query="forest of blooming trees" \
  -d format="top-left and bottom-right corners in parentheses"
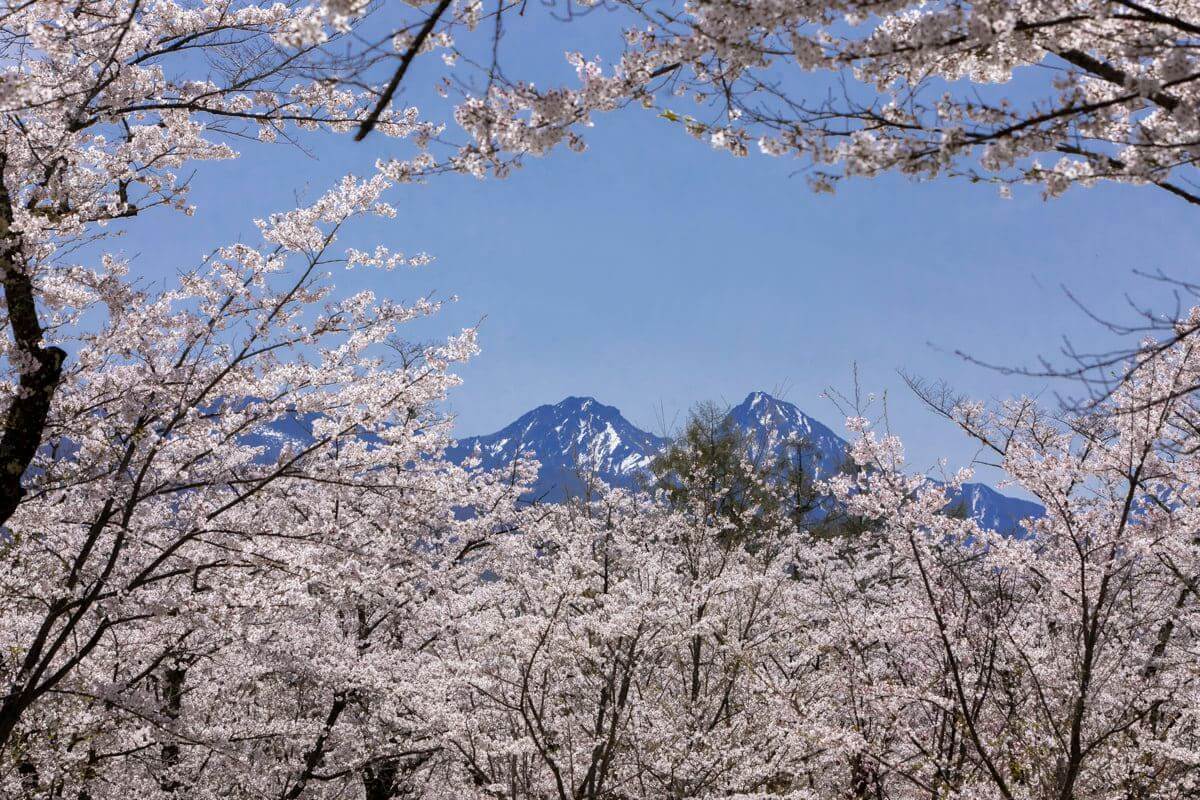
top-left (3, 0), bottom-right (1200, 797)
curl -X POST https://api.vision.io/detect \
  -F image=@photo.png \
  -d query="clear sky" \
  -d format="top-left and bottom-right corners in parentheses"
top-left (114, 18), bottom-right (1200, 489)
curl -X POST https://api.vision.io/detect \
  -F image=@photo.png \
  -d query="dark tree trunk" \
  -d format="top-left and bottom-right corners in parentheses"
top-left (0, 158), bottom-right (65, 527)
top-left (363, 760), bottom-right (400, 800)
top-left (160, 666), bottom-right (186, 793)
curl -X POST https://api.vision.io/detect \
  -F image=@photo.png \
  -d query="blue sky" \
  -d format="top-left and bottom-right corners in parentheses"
top-left (116, 23), bottom-right (1199, 488)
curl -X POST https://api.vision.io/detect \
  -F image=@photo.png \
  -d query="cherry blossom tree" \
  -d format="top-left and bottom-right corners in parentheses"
top-left (0, 0), bottom-right (445, 526)
top-left (427, 489), bottom-right (821, 800)
top-left (623, 0), bottom-right (1200, 203)
top-left (0, 5), bottom-right (528, 785)
top-left (342, 0), bottom-right (1200, 205)
top-left (0, 160), bottom-right (538, 796)
top-left (779, 317), bottom-right (1200, 799)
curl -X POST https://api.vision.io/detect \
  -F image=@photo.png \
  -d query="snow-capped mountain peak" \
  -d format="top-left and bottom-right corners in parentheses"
top-left (727, 391), bottom-right (849, 478)
top-left (445, 397), bottom-right (669, 497)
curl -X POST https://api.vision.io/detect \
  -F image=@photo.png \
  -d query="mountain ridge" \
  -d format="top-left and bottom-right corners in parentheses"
top-left (449, 391), bottom-right (1044, 534)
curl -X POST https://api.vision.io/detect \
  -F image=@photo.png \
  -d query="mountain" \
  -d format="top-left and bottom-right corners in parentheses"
top-left (728, 391), bottom-right (853, 479)
top-left (727, 392), bottom-right (1044, 535)
top-left (228, 391), bottom-right (1043, 535)
top-left (451, 391), bottom-right (1044, 534)
top-left (948, 483), bottom-right (1044, 536)
top-left (445, 397), bottom-right (671, 500)
top-left (239, 408), bottom-right (320, 459)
